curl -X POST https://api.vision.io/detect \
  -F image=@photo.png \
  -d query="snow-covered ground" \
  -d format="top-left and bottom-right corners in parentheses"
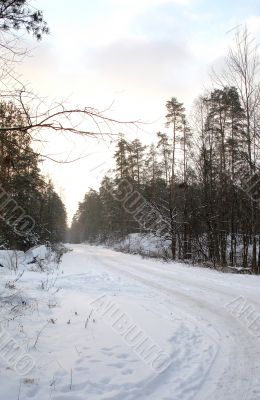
top-left (0, 244), bottom-right (260, 400)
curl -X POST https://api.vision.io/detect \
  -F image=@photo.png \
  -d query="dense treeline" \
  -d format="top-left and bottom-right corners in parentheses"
top-left (70, 30), bottom-right (260, 274)
top-left (0, 101), bottom-right (67, 250)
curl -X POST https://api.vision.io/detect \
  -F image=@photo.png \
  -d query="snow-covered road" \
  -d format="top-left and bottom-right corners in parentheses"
top-left (1, 244), bottom-right (260, 400)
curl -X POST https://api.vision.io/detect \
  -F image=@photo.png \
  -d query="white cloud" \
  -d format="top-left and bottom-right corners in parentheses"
top-left (86, 38), bottom-right (194, 91)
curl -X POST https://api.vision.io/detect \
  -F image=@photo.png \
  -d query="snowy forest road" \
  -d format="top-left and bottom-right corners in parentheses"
top-left (59, 244), bottom-right (260, 400)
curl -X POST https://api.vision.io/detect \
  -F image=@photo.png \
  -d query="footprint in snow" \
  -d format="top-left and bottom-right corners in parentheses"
top-left (121, 369), bottom-right (133, 375)
top-left (75, 366), bottom-right (89, 372)
top-left (117, 353), bottom-right (129, 359)
top-left (100, 377), bottom-right (111, 384)
top-left (26, 386), bottom-right (39, 398)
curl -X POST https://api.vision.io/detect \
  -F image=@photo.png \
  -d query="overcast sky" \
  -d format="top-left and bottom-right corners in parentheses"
top-left (18, 0), bottom-right (260, 223)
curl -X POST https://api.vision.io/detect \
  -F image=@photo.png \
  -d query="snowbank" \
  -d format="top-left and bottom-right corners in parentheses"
top-left (25, 245), bottom-right (51, 264)
top-left (113, 233), bottom-right (172, 259)
top-left (0, 244), bottom-right (66, 272)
